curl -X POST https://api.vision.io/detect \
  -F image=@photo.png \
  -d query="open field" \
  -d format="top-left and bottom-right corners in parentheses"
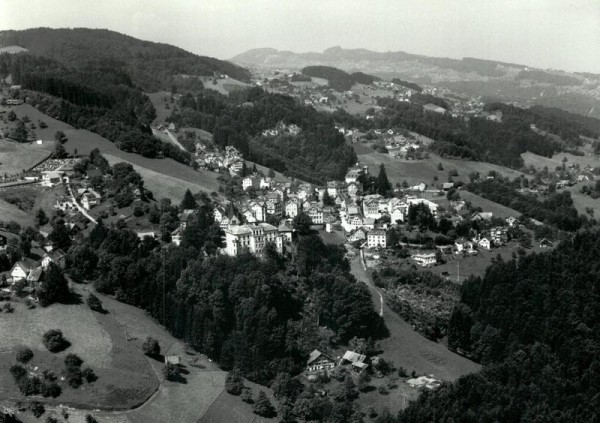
top-left (103, 154), bottom-right (221, 201)
top-left (1, 103), bottom-right (70, 146)
top-left (145, 91), bottom-right (173, 123)
top-left (0, 292), bottom-right (158, 410)
top-left (0, 139), bottom-right (51, 176)
top-left (429, 241), bottom-right (550, 283)
top-left (0, 198), bottom-right (35, 226)
top-left (522, 151), bottom-right (600, 170)
top-left (459, 190), bottom-right (522, 219)
top-left (567, 183), bottom-right (600, 217)
top-left (200, 76), bottom-right (249, 96)
top-left (350, 256), bottom-right (481, 381)
top-left (1, 284), bottom-right (264, 423)
top-left (200, 381), bottom-right (277, 423)
top-left (356, 149), bottom-right (524, 188)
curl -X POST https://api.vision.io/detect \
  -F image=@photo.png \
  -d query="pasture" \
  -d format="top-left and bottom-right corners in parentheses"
top-left (0, 283), bottom-right (262, 423)
top-left (356, 149), bottom-right (524, 188)
top-left (0, 293), bottom-right (158, 410)
top-left (459, 190), bottom-right (522, 219)
top-left (0, 139), bottom-right (51, 177)
top-left (200, 76), bottom-right (249, 96)
top-left (0, 198), bottom-right (34, 227)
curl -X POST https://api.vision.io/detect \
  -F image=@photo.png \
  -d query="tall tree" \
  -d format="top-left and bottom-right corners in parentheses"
top-left (180, 189), bottom-right (197, 210)
top-left (38, 263), bottom-right (70, 307)
top-left (375, 163), bottom-right (392, 196)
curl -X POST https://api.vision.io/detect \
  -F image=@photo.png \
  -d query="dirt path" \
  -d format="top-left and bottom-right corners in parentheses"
top-left (349, 255), bottom-right (481, 381)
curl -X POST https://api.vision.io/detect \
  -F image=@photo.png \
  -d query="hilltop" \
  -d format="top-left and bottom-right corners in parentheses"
top-left (0, 28), bottom-right (251, 91)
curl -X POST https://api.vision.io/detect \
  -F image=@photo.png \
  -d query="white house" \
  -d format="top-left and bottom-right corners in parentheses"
top-left (367, 229), bottom-right (389, 249)
top-left (412, 253), bottom-right (437, 267)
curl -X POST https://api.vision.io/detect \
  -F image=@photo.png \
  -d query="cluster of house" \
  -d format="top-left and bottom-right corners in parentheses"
top-left (305, 349), bottom-right (370, 381)
top-left (2, 247), bottom-right (66, 295)
top-left (260, 122), bottom-right (301, 137)
top-left (195, 145), bottom-right (244, 175)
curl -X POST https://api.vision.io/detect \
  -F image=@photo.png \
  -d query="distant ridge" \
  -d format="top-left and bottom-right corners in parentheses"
top-left (0, 28), bottom-right (251, 90)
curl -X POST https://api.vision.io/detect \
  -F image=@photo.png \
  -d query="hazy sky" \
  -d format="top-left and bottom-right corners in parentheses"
top-left (2, 0), bottom-right (599, 72)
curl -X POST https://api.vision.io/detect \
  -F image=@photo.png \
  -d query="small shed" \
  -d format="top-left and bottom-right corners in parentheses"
top-left (165, 355), bottom-right (181, 366)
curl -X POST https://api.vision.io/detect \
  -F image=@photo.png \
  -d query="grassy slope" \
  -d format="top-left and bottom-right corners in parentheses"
top-left (356, 148), bottom-right (523, 188)
top-left (522, 150), bottom-right (600, 217)
top-left (4, 284), bottom-right (263, 423)
top-left (349, 256), bottom-right (481, 381)
top-left (0, 198), bottom-right (34, 226)
top-left (6, 104), bottom-right (223, 202)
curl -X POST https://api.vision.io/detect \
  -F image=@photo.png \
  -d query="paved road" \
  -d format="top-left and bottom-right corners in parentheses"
top-left (67, 183), bottom-right (97, 224)
top-left (349, 255), bottom-right (481, 381)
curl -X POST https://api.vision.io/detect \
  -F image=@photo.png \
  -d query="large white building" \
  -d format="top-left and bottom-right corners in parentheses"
top-left (367, 229), bottom-right (389, 248)
top-left (224, 223), bottom-right (283, 256)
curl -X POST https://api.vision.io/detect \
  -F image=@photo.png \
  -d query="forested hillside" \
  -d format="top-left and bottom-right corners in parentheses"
top-left (66, 202), bottom-right (385, 384)
top-left (0, 53), bottom-right (190, 163)
top-left (374, 97), bottom-right (560, 168)
top-left (400, 231), bottom-right (600, 422)
top-left (0, 28), bottom-right (251, 90)
top-left (485, 102), bottom-right (600, 143)
top-left (301, 65), bottom-right (379, 91)
top-left (168, 87), bottom-right (357, 183)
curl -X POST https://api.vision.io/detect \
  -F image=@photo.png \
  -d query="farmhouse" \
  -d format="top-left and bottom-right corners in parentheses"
top-left (9, 259), bottom-right (40, 283)
top-left (306, 349), bottom-right (336, 375)
top-left (339, 350), bottom-right (369, 374)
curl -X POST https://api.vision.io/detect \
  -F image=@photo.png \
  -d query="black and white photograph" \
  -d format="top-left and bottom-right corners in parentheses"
top-left (0, 1), bottom-right (599, 422)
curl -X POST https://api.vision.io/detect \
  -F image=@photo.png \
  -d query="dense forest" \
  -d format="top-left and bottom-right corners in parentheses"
top-left (374, 97), bottom-right (560, 168)
top-left (516, 69), bottom-right (582, 86)
top-left (0, 28), bottom-right (251, 90)
top-left (168, 87), bottom-right (357, 183)
top-left (467, 178), bottom-right (586, 231)
top-left (391, 78), bottom-right (423, 93)
top-left (399, 231), bottom-right (600, 422)
top-left (301, 66), bottom-right (379, 91)
top-left (0, 53), bottom-right (190, 163)
top-left (485, 102), bottom-right (600, 143)
top-left (66, 204), bottom-right (385, 384)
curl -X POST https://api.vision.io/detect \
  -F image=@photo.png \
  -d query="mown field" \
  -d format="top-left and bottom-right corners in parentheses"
top-left (356, 148), bottom-right (524, 188)
top-left (0, 198), bottom-right (34, 227)
top-left (458, 190), bottom-right (522, 219)
top-left (1, 284), bottom-right (265, 423)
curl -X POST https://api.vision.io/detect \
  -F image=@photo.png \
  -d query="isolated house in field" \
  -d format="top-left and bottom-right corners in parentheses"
top-left (539, 238), bottom-right (553, 248)
top-left (339, 350), bottom-right (369, 374)
top-left (306, 349), bottom-right (336, 375)
top-left (506, 216), bottom-right (518, 227)
top-left (423, 103), bottom-right (447, 114)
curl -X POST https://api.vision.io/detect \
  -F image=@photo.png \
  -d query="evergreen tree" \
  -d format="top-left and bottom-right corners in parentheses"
top-left (323, 190), bottom-right (336, 206)
top-left (35, 208), bottom-right (48, 226)
top-left (375, 163), bottom-right (392, 196)
top-left (38, 263), bottom-right (70, 307)
top-left (10, 120), bottom-right (28, 142)
top-left (268, 168), bottom-right (275, 178)
top-left (180, 189), bottom-right (197, 210)
top-left (252, 163), bottom-right (258, 174)
top-left (253, 391), bottom-right (276, 417)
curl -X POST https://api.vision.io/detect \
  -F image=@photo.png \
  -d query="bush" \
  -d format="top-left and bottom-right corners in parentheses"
top-left (9, 364), bottom-right (26, 381)
top-left (82, 367), bottom-right (97, 383)
top-left (18, 376), bottom-right (42, 396)
top-left (225, 368), bottom-right (244, 395)
top-left (85, 415), bottom-right (98, 423)
top-left (29, 402), bottom-right (45, 418)
top-left (241, 387), bottom-right (253, 404)
top-left (86, 294), bottom-right (103, 312)
top-left (66, 367), bottom-right (83, 388)
top-left (162, 362), bottom-right (179, 381)
top-left (64, 353), bottom-right (83, 368)
top-left (142, 337), bottom-right (160, 357)
top-left (43, 330), bottom-right (69, 352)
top-left (41, 381), bottom-right (62, 398)
top-left (16, 347), bottom-right (33, 363)
top-left (252, 391), bottom-right (276, 417)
